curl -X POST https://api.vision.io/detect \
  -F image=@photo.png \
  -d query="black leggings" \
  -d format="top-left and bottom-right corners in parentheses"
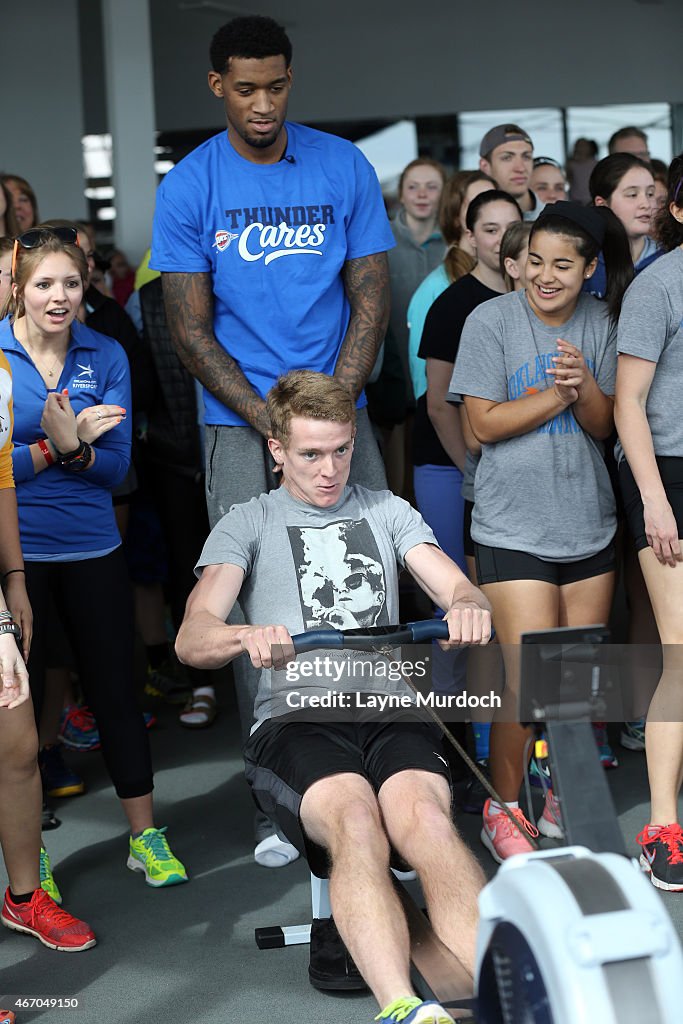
top-left (25, 548), bottom-right (153, 799)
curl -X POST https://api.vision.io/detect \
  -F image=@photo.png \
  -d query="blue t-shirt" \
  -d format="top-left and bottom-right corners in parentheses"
top-left (150, 122), bottom-right (395, 426)
top-left (1, 318), bottom-right (131, 558)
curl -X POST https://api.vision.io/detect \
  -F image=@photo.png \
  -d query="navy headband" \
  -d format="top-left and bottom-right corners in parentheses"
top-left (535, 200), bottom-right (606, 248)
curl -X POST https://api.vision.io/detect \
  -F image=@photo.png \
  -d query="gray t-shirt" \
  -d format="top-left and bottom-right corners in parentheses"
top-left (617, 247), bottom-right (683, 458)
top-left (196, 485), bottom-right (437, 729)
top-left (450, 290), bottom-right (617, 561)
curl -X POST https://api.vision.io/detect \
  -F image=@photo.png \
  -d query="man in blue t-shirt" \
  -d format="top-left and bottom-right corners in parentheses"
top-left (151, 14), bottom-right (393, 518)
top-left (150, 14), bottom-right (394, 865)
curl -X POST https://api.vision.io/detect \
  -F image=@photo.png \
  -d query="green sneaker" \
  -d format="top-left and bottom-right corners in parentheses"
top-left (127, 827), bottom-right (188, 887)
top-left (39, 847), bottom-right (62, 905)
top-left (376, 998), bottom-right (455, 1023)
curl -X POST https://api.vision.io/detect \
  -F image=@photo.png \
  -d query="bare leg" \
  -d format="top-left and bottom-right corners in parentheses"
top-left (637, 549), bottom-right (683, 826)
top-left (0, 698), bottom-right (42, 894)
top-left (379, 769), bottom-right (485, 976)
top-left (120, 793), bottom-right (154, 835)
top-left (301, 773), bottom-right (413, 1008)
top-left (483, 573), bottom-right (614, 801)
top-left (482, 580), bottom-right (560, 801)
top-left (622, 541), bottom-right (660, 721)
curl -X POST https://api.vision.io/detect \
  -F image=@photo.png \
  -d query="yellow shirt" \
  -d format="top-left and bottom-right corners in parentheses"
top-left (0, 349), bottom-right (15, 489)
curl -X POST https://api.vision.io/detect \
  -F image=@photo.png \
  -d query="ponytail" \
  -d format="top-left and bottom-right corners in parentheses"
top-left (443, 244), bottom-right (476, 284)
top-left (593, 206), bottom-right (633, 322)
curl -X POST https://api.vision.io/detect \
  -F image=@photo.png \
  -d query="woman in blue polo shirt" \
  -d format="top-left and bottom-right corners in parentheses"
top-left (0, 347), bottom-right (96, 951)
top-left (1, 226), bottom-right (186, 892)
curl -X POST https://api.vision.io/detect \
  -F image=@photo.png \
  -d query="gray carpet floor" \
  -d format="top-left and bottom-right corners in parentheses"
top-left (1, 690), bottom-right (681, 1024)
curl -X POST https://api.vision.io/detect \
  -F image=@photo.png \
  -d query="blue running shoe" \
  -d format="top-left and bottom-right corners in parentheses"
top-left (59, 705), bottom-right (100, 751)
top-left (376, 998), bottom-right (454, 1024)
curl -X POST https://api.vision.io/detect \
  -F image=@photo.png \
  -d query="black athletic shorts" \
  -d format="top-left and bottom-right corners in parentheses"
top-left (474, 541), bottom-right (616, 586)
top-left (463, 500), bottom-right (475, 558)
top-left (244, 716), bottom-right (450, 877)
top-left (619, 456), bottom-right (683, 552)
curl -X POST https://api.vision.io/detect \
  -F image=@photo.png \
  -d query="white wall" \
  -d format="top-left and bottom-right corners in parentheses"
top-left (3, 1), bottom-right (86, 223)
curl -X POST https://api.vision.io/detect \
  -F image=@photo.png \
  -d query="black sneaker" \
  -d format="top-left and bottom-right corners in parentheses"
top-left (461, 760), bottom-right (490, 815)
top-left (636, 824), bottom-right (683, 891)
top-left (144, 657), bottom-right (192, 704)
top-left (41, 798), bottom-right (61, 831)
top-left (308, 917), bottom-right (368, 991)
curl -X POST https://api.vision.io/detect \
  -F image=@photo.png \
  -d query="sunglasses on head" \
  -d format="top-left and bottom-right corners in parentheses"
top-left (11, 226), bottom-right (80, 279)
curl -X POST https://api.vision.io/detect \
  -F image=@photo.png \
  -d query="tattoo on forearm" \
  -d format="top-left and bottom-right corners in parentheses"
top-left (161, 273), bottom-right (270, 434)
top-left (336, 252), bottom-right (390, 398)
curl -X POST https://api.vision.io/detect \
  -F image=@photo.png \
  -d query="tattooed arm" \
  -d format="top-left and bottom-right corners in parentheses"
top-left (161, 271), bottom-right (271, 437)
top-left (335, 252), bottom-right (390, 399)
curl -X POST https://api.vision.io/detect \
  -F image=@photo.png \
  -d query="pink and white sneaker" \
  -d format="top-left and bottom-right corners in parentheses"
top-left (481, 799), bottom-right (538, 864)
top-left (537, 789), bottom-right (564, 839)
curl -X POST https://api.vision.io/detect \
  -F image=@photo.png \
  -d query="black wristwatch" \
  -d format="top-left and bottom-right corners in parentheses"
top-left (0, 614), bottom-right (21, 642)
top-left (56, 440), bottom-right (93, 472)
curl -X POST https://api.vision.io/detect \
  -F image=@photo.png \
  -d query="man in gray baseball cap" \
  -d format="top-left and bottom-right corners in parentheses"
top-left (479, 123), bottom-right (540, 220)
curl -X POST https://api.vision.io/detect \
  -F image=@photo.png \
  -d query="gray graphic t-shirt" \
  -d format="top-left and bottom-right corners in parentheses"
top-left (196, 485), bottom-right (437, 729)
top-left (617, 247), bottom-right (683, 458)
top-left (450, 289), bottom-right (617, 561)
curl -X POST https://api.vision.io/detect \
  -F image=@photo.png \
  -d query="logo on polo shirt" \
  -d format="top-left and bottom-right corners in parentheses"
top-left (72, 363), bottom-right (97, 390)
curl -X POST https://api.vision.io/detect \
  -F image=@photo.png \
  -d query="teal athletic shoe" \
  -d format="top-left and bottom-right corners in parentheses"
top-left (375, 997), bottom-right (455, 1023)
top-left (39, 847), bottom-right (62, 905)
top-left (127, 827), bottom-right (188, 887)
top-left (621, 718), bottom-right (646, 751)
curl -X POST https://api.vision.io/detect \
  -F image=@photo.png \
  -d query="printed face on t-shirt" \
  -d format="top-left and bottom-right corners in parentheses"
top-left (208, 55), bottom-right (292, 161)
top-left (269, 416), bottom-right (355, 509)
top-left (288, 518), bottom-right (388, 631)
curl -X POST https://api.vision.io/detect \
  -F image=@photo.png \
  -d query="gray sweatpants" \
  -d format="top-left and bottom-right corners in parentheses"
top-left (204, 408), bottom-right (387, 841)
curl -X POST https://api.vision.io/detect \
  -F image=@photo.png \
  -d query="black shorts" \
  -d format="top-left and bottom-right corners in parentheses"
top-left (244, 717), bottom-right (450, 877)
top-left (619, 456), bottom-right (683, 552)
top-left (474, 541), bottom-right (616, 586)
top-left (463, 500), bottom-right (475, 558)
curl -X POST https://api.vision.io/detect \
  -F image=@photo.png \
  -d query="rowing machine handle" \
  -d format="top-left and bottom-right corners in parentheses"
top-left (290, 620), bottom-right (449, 655)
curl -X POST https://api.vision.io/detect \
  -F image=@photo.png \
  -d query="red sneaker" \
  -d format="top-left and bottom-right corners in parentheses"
top-left (1, 888), bottom-right (96, 951)
top-left (0, 1011), bottom-right (15, 1024)
top-left (481, 799), bottom-right (538, 863)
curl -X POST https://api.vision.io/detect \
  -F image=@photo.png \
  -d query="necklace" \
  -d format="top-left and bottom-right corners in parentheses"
top-left (21, 340), bottom-right (65, 380)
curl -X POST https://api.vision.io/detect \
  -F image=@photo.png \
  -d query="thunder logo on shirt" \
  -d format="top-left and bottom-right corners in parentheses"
top-left (213, 203), bottom-right (336, 265)
top-left (507, 353), bottom-right (597, 435)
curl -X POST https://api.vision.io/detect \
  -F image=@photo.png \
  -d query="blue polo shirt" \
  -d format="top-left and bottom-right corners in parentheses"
top-left (1, 318), bottom-right (131, 559)
top-left (150, 122), bottom-right (394, 426)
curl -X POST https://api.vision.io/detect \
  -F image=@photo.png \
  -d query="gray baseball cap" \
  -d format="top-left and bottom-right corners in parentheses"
top-left (480, 124), bottom-right (533, 158)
